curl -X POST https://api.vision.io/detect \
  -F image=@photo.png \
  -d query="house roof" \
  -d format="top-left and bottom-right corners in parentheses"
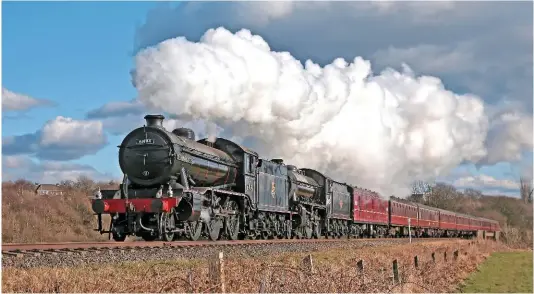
top-left (98, 184), bottom-right (120, 190)
top-left (35, 184), bottom-right (63, 191)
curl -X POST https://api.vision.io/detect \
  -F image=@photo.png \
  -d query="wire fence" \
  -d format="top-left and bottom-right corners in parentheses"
top-left (165, 240), bottom-right (487, 293)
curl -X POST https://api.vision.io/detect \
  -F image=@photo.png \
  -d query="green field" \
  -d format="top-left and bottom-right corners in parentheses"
top-left (460, 251), bottom-right (533, 293)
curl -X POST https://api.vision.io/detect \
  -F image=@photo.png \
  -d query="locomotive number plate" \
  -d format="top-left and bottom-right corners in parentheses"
top-left (136, 138), bottom-right (154, 145)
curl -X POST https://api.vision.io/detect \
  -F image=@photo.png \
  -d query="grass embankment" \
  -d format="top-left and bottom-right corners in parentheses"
top-left (2, 240), bottom-right (507, 293)
top-left (2, 181), bottom-right (109, 243)
top-left (460, 251), bottom-right (533, 293)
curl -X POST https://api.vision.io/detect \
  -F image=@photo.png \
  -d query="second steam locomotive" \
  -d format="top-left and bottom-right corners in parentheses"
top-left (91, 114), bottom-right (500, 242)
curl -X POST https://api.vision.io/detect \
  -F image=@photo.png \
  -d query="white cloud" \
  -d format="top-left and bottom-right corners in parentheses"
top-left (2, 155), bottom-right (114, 183)
top-left (2, 155), bottom-right (33, 169)
top-left (40, 116), bottom-right (106, 147)
top-left (2, 88), bottom-right (54, 112)
top-left (86, 99), bottom-right (160, 135)
top-left (3, 116), bottom-right (107, 161)
top-left (99, 114), bottom-right (146, 136)
top-left (366, 1), bottom-right (457, 22)
top-left (236, 1), bottom-right (458, 25)
top-left (453, 174), bottom-right (520, 193)
top-left (134, 2), bottom-right (532, 112)
top-left (237, 1), bottom-right (297, 25)
top-left (86, 99), bottom-right (144, 119)
top-left (132, 27), bottom-right (492, 196)
top-left (373, 43), bottom-right (477, 75)
top-left (482, 110), bottom-right (533, 165)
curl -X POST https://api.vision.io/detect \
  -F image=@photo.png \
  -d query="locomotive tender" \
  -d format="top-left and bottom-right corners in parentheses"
top-left (91, 114), bottom-right (500, 242)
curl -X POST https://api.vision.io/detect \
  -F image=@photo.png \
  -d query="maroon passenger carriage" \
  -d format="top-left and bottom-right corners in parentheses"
top-left (437, 208), bottom-right (457, 237)
top-left (415, 203), bottom-right (440, 237)
top-left (389, 197), bottom-right (418, 237)
top-left (352, 187), bottom-right (388, 237)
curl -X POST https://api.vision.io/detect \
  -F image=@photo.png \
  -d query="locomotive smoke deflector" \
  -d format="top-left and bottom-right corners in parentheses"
top-left (144, 114), bottom-right (165, 128)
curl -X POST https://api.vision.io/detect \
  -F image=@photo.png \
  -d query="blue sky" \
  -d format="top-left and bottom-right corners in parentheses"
top-left (2, 2), bottom-right (532, 197)
top-left (3, 1), bottom-right (156, 176)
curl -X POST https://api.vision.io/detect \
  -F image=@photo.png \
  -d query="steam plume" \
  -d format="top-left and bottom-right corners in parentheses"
top-left (132, 27), bottom-right (490, 197)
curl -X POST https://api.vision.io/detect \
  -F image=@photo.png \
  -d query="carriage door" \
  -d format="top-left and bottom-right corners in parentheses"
top-left (243, 154), bottom-right (257, 203)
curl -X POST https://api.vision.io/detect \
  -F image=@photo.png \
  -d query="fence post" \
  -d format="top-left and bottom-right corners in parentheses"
top-left (408, 218), bottom-right (412, 243)
top-left (454, 250), bottom-right (459, 261)
top-left (356, 259), bottom-right (365, 284)
top-left (218, 252), bottom-right (226, 293)
top-left (258, 272), bottom-right (267, 293)
top-left (431, 252), bottom-right (435, 263)
top-left (188, 270), bottom-right (193, 292)
top-left (444, 252), bottom-right (447, 262)
top-left (357, 259), bottom-right (364, 274)
top-left (208, 258), bottom-right (217, 284)
top-left (392, 259), bottom-right (399, 284)
top-left (414, 256), bottom-right (419, 268)
top-left (208, 252), bottom-right (225, 292)
top-left (303, 254), bottom-right (315, 274)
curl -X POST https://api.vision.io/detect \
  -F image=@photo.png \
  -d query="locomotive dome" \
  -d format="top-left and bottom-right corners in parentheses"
top-left (172, 127), bottom-right (196, 141)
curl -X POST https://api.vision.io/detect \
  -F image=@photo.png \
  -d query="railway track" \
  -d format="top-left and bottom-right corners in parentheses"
top-left (2, 237), bottom-right (460, 259)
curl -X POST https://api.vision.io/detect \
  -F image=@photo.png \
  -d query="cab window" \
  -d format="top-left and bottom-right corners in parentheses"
top-left (244, 155), bottom-right (255, 174)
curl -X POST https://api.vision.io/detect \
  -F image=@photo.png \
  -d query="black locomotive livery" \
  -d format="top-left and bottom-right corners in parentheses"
top-left (91, 114), bottom-right (500, 242)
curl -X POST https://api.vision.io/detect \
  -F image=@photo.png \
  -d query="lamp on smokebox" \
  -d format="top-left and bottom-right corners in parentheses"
top-left (156, 185), bottom-right (163, 198)
top-left (94, 187), bottom-right (103, 200)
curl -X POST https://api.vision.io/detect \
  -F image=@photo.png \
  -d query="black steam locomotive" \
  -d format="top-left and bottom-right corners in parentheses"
top-left (92, 114), bottom-right (328, 241)
top-left (91, 114), bottom-right (500, 242)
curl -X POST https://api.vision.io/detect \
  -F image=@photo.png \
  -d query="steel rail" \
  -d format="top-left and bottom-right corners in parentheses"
top-left (2, 237), bottom-right (462, 258)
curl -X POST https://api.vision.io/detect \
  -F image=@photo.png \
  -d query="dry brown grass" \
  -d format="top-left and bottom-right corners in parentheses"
top-left (500, 225), bottom-right (533, 249)
top-left (2, 181), bottom-right (109, 243)
top-left (2, 239), bottom-right (511, 293)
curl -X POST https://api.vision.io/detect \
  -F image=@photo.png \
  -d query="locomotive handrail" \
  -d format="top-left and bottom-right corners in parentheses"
top-left (117, 144), bottom-right (168, 149)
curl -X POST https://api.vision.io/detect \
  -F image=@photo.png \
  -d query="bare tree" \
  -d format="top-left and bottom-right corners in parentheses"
top-left (74, 175), bottom-right (95, 192)
top-left (410, 180), bottom-right (433, 202)
top-left (464, 188), bottom-right (483, 200)
top-left (425, 183), bottom-right (459, 210)
top-left (59, 180), bottom-right (75, 188)
top-left (13, 179), bottom-right (35, 195)
top-left (520, 177), bottom-right (533, 204)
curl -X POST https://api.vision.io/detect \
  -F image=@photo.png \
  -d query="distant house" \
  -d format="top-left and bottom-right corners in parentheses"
top-left (98, 184), bottom-right (120, 191)
top-left (35, 184), bottom-right (65, 196)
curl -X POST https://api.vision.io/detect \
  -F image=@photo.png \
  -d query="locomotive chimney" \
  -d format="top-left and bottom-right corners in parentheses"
top-left (144, 114), bottom-right (165, 128)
